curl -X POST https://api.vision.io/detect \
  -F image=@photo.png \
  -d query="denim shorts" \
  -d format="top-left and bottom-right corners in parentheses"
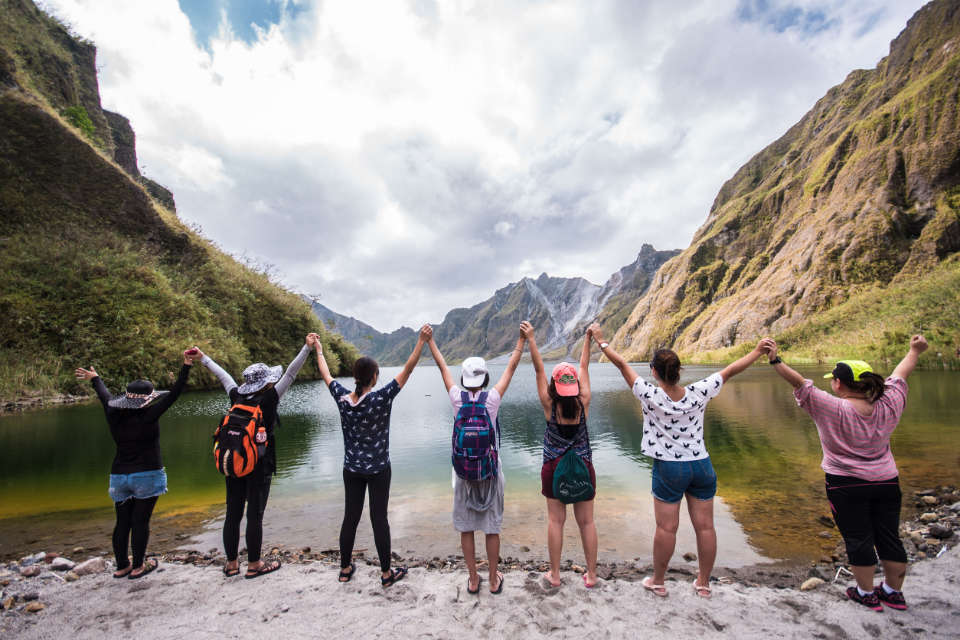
top-left (651, 457), bottom-right (717, 503)
top-left (109, 468), bottom-right (168, 503)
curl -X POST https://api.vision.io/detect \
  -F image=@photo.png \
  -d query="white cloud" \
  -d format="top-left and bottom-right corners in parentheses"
top-left (40, 0), bottom-right (929, 331)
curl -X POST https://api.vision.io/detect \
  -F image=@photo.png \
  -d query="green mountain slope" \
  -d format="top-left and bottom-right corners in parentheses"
top-left (613, 0), bottom-right (960, 367)
top-left (0, 0), bottom-right (358, 406)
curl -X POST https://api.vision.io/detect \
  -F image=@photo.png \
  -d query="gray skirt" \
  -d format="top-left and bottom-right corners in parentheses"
top-left (453, 467), bottom-right (505, 534)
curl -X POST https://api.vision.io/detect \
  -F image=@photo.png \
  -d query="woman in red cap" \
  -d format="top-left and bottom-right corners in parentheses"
top-left (522, 321), bottom-right (599, 588)
top-left (763, 335), bottom-right (928, 612)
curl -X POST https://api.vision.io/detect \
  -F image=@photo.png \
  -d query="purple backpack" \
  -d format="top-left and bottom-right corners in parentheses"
top-left (452, 391), bottom-right (499, 481)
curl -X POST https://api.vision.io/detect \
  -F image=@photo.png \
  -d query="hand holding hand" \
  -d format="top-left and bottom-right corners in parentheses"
top-left (419, 324), bottom-right (433, 342)
top-left (759, 338), bottom-right (778, 359)
top-left (75, 366), bottom-right (97, 381)
top-left (520, 321), bottom-right (534, 341)
top-left (588, 323), bottom-right (604, 343)
top-left (910, 334), bottom-right (928, 353)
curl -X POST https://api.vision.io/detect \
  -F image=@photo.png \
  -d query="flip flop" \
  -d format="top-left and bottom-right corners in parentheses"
top-left (693, 579), bottom-right (712, 599)
top-left (490, 572), bottom-right (504, 595)
top-left (381, 566), bottom-right (407, 587)
top-left (113, 565), bottom-right (132, 579)
top-left (467, 575), bottom-right (482, 594)
top-left (244, 560), bottom-right (281, 579)
top-left (542, 573), bottom-right (562, 588)
top-left (583, 574), bottom-right (597, 589)
top-left (128, 558), bottom-right (158, 580)
top-left (642, 576), bottom-right (668, 597)
top-left (223, 565), bottom-right (240, 578)
top-left (338, 563), bottom-right (356, 583)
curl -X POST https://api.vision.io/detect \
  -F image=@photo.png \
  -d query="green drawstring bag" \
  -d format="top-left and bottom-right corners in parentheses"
top-left (553, 446), bottom-right (595, 504)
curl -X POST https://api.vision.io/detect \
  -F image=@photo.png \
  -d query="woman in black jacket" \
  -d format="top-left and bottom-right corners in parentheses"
top-left (75, 348), bottom-right (196, 579)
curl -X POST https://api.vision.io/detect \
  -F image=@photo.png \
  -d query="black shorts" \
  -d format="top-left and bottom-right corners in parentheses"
top-left (825, 473), bottom-right (907, 566)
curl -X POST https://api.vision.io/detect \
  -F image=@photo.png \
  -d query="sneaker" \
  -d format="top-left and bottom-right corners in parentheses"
top-left (846, 586), bottom-right (883, 612)
top-left (874, 583), bottom-right (907, 611)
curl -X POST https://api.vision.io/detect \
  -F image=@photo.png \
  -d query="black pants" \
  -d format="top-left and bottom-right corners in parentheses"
top-left (826, 473), bottom-right (908, 566)
top-left (113, 496), bottom-right (158, 570)
top-left (224, 465), bottom-right (272, 563)
top-left (340, 466), bottom-right (392, 572)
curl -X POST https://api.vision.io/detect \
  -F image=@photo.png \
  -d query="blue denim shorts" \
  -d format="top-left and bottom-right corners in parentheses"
top-left (651, 457), bottom-right (717, 503)
top-left (109, 468), bottom-right (168, 503)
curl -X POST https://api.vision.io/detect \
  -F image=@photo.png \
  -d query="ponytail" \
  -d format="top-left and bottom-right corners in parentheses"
top-left (651, 349), bottom-right (682, 385)
top-left (847, 371), bottom-right (886, 403)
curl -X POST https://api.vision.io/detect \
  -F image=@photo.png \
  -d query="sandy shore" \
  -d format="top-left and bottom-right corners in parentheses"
top-left (3, 546), bottom-right (958, 639)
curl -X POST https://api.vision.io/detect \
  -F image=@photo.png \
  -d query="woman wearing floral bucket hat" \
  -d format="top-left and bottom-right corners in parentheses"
top-left (763, 335), bottom-right (928, 613)
top-left (523, 321), bottom-right (600, 589)
top-left (75, 348), bottom-right (199, 579)
top-left (193, 335), bottom-right (314, 579)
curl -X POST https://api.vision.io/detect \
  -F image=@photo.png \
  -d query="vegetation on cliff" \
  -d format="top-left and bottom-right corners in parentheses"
top-left (0, 0), bottom-right (358, 405)
top-left (613, 0), bottom-right (960, 367)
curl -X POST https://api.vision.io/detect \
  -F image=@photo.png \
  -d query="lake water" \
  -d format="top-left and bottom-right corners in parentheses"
top-left (2, 363), bottom-right (958, 566)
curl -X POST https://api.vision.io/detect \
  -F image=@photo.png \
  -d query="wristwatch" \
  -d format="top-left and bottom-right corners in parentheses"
top-left (769, 356), bottom-right (782, 365)
top-left (599, 342), bottom-right (609, 350)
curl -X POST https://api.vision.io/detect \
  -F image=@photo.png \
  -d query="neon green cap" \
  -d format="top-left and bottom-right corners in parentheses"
top-left (824, 360), bottom-right (873, 384)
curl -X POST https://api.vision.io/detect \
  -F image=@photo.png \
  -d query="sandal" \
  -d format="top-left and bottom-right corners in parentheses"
top-left (490, 572), bottom-right (504, 595)
top-left (113, 564), bottom-right (132, 579)
top-left (128, 557), bottom-right (158, 580)
top-left (467, 575), bottom-right (482, 594)
top-left (338, 563), bottom-right (356, 583)
top-left (244, 560), bottom-right (281, 579)
top-left (381, 566), bottom-right (407, 587)
top-left (223, 565), bottom-right (240, 578)
top-left (642, 576), bottom-right (668, 597)
top-left (693, 579), bottom-right (712, 599)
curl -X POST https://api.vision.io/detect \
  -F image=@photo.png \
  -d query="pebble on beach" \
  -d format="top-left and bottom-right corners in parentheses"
top-left (24, 602), bottom-right (44, 613)
top-left (920, 512), bottom-right (940, 523)
top-left (19, 566), bottom-right (42, 578)
top-left (50, 557), bottom-right (76, 572)
top-left (800, 577), bottom-right (825, 591)
top-left (72, 557), bottom-right (106, 577)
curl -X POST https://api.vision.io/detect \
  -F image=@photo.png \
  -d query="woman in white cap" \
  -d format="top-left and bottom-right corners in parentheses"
top-left (425, 324), bottom-right (527, 595)
top-left (193, 335), bottom-right (314, 578)
top-left (763, 335), bottom-right (927, 612)
top-left (75, 348), bottom-right (198, 579)
top-left (313, 327), bottom-right (429, 587)
top-left (523, 321), bottom-right (599, 588)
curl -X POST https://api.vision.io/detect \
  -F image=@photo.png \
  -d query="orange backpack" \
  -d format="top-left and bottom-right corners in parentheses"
top-left (213, 396), bottom-right (268, 477)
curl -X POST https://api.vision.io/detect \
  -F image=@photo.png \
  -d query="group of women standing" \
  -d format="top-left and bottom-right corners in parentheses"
top-left (77, 322), bottom-right (928, 613)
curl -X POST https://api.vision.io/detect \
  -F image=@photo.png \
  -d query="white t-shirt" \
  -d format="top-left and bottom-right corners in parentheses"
top-left (448, 386), bottom-right (501, 423)
top-left (631, 372), bottom-right (723, 461)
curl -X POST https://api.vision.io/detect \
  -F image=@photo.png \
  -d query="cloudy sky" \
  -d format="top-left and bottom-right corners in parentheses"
top-left (42, 0), bottom-right (926, 331)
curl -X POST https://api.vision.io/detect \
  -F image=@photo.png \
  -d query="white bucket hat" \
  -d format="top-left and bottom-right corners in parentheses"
top-left (460, 357), bottom-right (488, 388)
top-left (237, 363), bottom-right (283, 394)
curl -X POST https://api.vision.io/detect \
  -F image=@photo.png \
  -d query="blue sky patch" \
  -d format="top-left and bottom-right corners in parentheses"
top-left (178, 0), bottom-right (308, 47)
top-left (736, 0), bottom-right (836, 36)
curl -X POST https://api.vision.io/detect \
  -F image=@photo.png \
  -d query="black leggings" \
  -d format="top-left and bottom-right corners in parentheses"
top-left (340, 466), bottom-right (392, 572)
top-left (113, 496), bottom-right (158, 570)
top-left (826, 473), bottom-right (908, 566)
top-left (224, 465), bottom-right (272, 563)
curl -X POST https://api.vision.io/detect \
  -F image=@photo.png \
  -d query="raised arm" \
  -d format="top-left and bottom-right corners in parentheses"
top-left (578, 327), bottom-right (592, 408)
top-left (274, 338), bottom-right (312, 398)
top-left (493, 330), bottom-right (526, 397)
top-left (891, 335), bottom-right (928, 380)
top-left (521, 321), bottom-right (551, 413)
top-left (196, 349), bottom-right (238, 393)
top-left (76, 366), bottom-right (112, 408)
top-left (143, 349), bottom-right (195, 420)
top-left (425, 326), bottom-right (455, 392)
top-left (762, 339), bottom-right (806, 389)
top-left (310, 333), bottom-right (334, 385)
top-left (718, 340), bottom-right (767, 382)
top-left (589, 324), bottom-right (639, 388)
top-left (394, 326), bottom-right (428, 389)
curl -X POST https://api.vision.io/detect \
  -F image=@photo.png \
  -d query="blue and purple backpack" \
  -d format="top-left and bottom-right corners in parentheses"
top-left (452, 391), bottom-right (499, 481)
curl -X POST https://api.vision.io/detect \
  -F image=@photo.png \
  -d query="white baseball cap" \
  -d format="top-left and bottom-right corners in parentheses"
top-left (461, 357), bottom-right (488, 387)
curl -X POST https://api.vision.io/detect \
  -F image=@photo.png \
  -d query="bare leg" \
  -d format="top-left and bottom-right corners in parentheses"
top-left (573, 500), bottom-right (598, 585)
top-left (652, 498), bottom-right (681, 584)
top-left (686, 496), bottom-right (717, 588)
top-left (546, 498), bottom-right (566, 586)
top-left (851, 565), bottom-right (876, 592)
top-left (880, 560), bottom-right (907, 591)
top-left (486, 534), bottom-right (501, 590)
top-left (461, 531), bottom-right (479, 591)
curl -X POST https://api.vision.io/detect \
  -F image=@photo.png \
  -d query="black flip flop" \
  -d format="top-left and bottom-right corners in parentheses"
top-left (245, 560), bottom-right (281, 579)
top-left (467, 575), bottom-right (482, 594)
top-left (338, 563), bottom-right (356, 583)
top-left (381, 566), bottom-right (407, 587)
top-left (490, 572), bottom-right (504, 595)
top-left (128, 558), bottom-right (158, 579)
top-left (223, 565), bottom-right (240, 578)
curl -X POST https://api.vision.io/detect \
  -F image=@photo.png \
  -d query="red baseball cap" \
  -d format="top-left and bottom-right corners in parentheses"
top-left (551, 362), bottom-right (579, 396)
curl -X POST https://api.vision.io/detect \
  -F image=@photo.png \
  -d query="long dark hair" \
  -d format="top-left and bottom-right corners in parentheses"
top-left (651, 349), bottom-right (681, 385)
top-left (548, 379), bottom-right (580, 421)
top-left (842, 372), bottom-right (886, 403)
top-left (353, 356), bottom-right (379, 394)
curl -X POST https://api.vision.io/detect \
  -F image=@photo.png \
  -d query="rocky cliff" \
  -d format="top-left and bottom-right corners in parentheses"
top-left (613, 0), bottom-right (960, 364)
